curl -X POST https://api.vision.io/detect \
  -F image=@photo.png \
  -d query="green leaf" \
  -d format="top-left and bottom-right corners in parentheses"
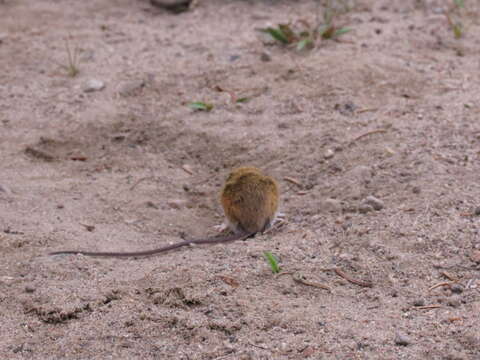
top-left (454, 0), bottom-right (464, 8)
top-left (188, 102), bottom-right (213, 111)
top-left (278, 24), bottom-right (296, 43)
top-left (236, 97), bottom-right (249, 103)
top-left (261, 27), bottom-right (289, 44)
top-left (297, 38), bottom-right (311, 50)
top-left (452, 23), bottom-right (463, 38)
top-left (333, 27), bottom-right (352, 38)
top-left (263, 251), bottom-right (280, 274)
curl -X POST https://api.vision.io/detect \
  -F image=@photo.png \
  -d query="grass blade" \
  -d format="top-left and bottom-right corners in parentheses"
top-left (261, 27), bottom-right (289, 44)
top-left (263, 251), bottom-right (280, 274)
top-left (333, 27), bottom-right (352, 38)
top-left (188, 102), bottom-right (213, 111)
top-left (297, 37), bottom-right (311, 50)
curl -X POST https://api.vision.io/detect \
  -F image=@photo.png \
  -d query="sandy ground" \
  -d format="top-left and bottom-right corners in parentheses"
top-left (1, 0), bottom-right (480, 359)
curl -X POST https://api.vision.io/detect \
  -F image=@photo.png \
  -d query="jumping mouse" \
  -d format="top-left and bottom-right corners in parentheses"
top-left (49, 166), bottom-right (279, 257)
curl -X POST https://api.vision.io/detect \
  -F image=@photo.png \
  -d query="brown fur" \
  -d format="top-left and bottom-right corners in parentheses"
top-left (221, 167), bottom-right (279, 233)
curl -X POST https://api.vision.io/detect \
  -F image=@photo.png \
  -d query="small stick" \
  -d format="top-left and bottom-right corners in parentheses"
top-left (415, 304), bottom-right (442, 310)
top-left (334, 268), bottom-right (373, 288)
top-left (284, 177), bottom-right (302, 186)
top-left (248, 342), bottom-right (269, 351)
top-left (70, 156), bottom-right (87, 161)
top-left (441, 271), bottom-right (458, 282)
top-left (429, 282), bottom-right (452, 292)
top-left (181, 164), bottom-right (194, 175)
top-left (349, 129), bottom-right (388, 145)
top-left (292, 273), bottom-right (331, 291)
top-left (448, 317), bottom-right (462, 322)
top-left (356, 108), bottom-right (378, 114)
top-left (275, 271), bottom-right (294, 278)
top-left (217, 275), bottom-right (239, 288)
top-left (130, 176), bottom-right (153, 191)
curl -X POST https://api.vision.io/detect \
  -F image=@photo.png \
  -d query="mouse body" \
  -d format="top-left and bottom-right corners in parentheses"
top-left (49, 166), bottom-right (279, 257)
top-left (221, 166), bottom-right (278, 233)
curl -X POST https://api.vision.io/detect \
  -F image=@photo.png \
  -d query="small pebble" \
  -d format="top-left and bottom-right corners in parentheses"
top-left (25, 285), bottom-right (36, 293)
top-left (167, 199), bottom-right (188, 209)
top-left (150, 0), bottom-right (192, 12)
top-left (111, 134), bottom-right (126, 142)
top-left (412, 298), bottom-right (425, 307)
top-left (118, 80), bottom-right (145, 97)
top-left (412, 186), bottom-right (421, 194)
top-left (338, 253), bottom-right (354, 261)
top-left (82, 224), bottom-right (95, 232)
top-left (358, 203), bottom-right (374, 214)
top-left (447, 296), bottom-right (461, 308)
top-left (450, 283), bottom-right (464, 294)
top-left (260, 52), bottom-right (271, 62)
top-left (361, 195), bottom-right (384, 211)
top-left (394, 332), bottom-right (411, 346)
top-left (334, 102), bottom-right (357, 115)
top-left (146, 201), bottom-right (158, 209)
top-left (84, 79), bottom-right (105, 93)
top-left (322, 198), bottom-right (342, 213)
top-left (324, 149), bottom-right (334, 159)
top-left (349, 165), bottom-right (372, 184)
top-left (474, 206), bottom-right (480, 216)
top-left (470, 250), bottom-right (480, 264)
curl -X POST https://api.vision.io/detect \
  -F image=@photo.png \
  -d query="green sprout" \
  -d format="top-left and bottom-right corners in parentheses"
top-left (445, 0), bottom-right (467, 39)
top-left (61, 38), bottom-right (80, 77)
top-left (259, 6), bottom-right (351, 52)
top-left (187, 102), bottom-right (213, 111)
top-left (263, 251), bottom-right (281, 274)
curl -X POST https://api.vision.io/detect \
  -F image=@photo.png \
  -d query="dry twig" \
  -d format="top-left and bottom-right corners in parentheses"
top-left (292, 272), bottom-right (331, 291)
top-left (428, 282), bottom-right (453, 292)
top-left (415, 304), bottom-right (442, 310)
top-left (181, 164), bottom-right (194, 175)
top-left (349, 129), bottom-right (388, 145)
top-left (441, 271), bottom-right (458, 282)
top-left (284, 177), bottom-right (302, 186)
top-left (334, 268), bottom-right (373, 288)
top-left (129, 176), bottom-right (154, 191)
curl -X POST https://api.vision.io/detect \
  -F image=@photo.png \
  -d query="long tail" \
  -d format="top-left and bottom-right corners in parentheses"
top-left (49, 232), bottom-right (255, 258)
